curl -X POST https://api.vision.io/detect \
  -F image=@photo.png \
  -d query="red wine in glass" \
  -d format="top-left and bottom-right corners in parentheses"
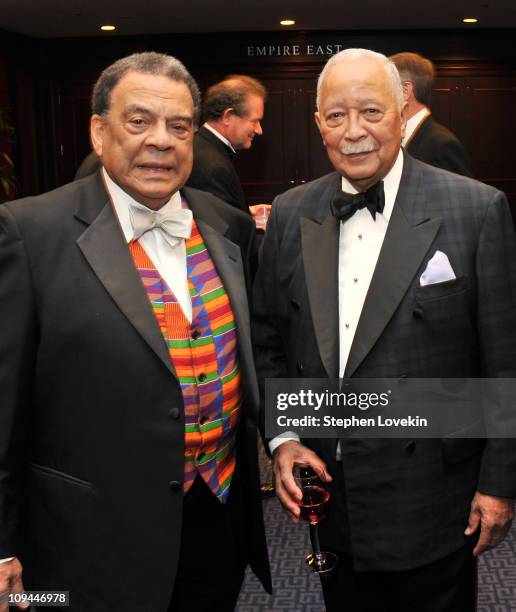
top-left (294, 465), bottom-right (338, 573)
top-left (299, 485), bottom-right (330, 524)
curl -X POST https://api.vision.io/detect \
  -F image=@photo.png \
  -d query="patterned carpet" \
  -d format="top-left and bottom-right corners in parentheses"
top-left (237, 497), bottom-right (516, 611)
top-left (237, 443), bottom-right (516, 611)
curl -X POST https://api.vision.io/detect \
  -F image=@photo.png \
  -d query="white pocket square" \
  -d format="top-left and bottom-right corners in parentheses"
top-left (419, 250), bottom-right (456, 286)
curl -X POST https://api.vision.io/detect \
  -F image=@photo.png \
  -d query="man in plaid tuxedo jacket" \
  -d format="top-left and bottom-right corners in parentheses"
top-left (253, 48), bottom-right (516, 612)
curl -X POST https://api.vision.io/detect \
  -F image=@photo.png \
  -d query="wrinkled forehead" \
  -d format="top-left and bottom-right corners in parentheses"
top-left (111, 72), bottom-right (193, 108)
top-left (320, 58), bottom-right (395, 104)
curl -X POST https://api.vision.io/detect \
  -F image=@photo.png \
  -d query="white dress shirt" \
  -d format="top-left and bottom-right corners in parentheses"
top-left (268, 150), bottom-right (404, 455)
top-left (402, 107), bottom-right (430, 147)
top-left (103, 168), bottom-right (192, 322)
top-left (203, 122), bottom-right (236, 154)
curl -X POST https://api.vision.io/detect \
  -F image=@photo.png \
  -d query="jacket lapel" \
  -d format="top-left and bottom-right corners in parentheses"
top-left (198, 126), bottom-right (235, 161)
top-left (345, 154), bottom-right (442, 377)
top-left (406, 114), bottom-right (432, 155)
top-left (75, 173), bottom-right (176, 377)
top-left (300, 174), bottom-right (341, 378)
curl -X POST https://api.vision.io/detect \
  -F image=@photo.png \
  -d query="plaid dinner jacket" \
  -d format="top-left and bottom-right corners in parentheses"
top-left (253, 151), bottom-right (516, 572)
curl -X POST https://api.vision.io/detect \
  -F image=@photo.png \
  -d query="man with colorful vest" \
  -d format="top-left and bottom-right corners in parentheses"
top-left (0, 52), bottom-right (271, 611)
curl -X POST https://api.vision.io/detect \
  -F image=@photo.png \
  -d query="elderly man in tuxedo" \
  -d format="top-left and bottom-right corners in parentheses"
top-left (253, 48), bottom-right (516, 611)
top-left (0, 52), bottom-right (270, 611)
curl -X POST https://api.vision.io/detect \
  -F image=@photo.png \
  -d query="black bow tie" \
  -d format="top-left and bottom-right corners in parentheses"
top-left (331, 181), bottom-right (385, 222)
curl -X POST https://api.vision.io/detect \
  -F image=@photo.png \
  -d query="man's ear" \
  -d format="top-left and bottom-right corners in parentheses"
top-left (400, 100), bottom-right (408, 138)
top-left (314, 111), bottom-right (325, 145)
top-left (90, 114), bottom-right (105, 157)
top-left (221, 107), bottom-right (235, 127)
top-left (402, 80), bottom-right (413, 103)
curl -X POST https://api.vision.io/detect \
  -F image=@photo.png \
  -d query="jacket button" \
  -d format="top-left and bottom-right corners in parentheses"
top-left (191, 329), bottom-right (201, 340)
top-left (413, 308), bottom-right (424, 319)
top-left (405, 441), bottom-right (416, 454)
top-left (169, 480), bottom-right (181, 491)
top-left (297, 361), bottom-right (304, 374)
top-left (198, 373), bottom-right (207, 382)
top-left (169, 407), bottom-right (180, 420)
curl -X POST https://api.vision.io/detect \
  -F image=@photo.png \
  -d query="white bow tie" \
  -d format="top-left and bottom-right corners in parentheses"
top-left (129, 205), bottom-right (193, 248)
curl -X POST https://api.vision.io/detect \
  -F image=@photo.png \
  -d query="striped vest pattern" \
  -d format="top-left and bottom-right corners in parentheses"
top-left (129, 219), bottom-right (241, 503)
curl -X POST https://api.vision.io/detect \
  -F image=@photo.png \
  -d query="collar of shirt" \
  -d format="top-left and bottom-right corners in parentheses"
top-left (102, 167), bottom-right (183, 243)
top-left (339, 148), bottom-right (404, 222)
top-left (402, 107), bottom-right (431, 147)
top-left (101, 167), bottom-right (192, 322)
top-left (203, 122), bottom-right (236, 154)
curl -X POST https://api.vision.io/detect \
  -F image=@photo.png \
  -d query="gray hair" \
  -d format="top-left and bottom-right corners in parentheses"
top-left (390, 52), bottom-right (435, 106)
top-left (316, 48), bottom-right (404, 112)
top-left (91, 52), bottom-right (201, 126)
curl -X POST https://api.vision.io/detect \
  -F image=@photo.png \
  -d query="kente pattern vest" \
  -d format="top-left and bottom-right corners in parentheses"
top-left (129, 219), bottom-right (241, 503)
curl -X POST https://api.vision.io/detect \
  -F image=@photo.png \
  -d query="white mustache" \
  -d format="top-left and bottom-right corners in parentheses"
top-left (339, 142), bottom-right (378, 155)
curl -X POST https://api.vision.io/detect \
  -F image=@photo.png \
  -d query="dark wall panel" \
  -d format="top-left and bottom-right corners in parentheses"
top-left (3, 28), bottom-right (516, 219)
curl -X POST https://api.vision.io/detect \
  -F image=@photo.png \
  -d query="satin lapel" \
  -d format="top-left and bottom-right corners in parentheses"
top-left (345, 156), bottom-right (442, 377)
top-left (301, 194), bottom-right (340, 379)
top-left (76, 178), bottom-right (176, 377)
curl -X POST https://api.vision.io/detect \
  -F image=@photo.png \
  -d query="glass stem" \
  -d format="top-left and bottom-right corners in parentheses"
top-left (309, 522), bottom-right (322, 560)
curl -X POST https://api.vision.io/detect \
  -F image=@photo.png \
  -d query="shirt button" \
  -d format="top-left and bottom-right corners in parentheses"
top-left (169, 480), bottom-right (181, 491)
top-left (358, 234), bottom-right (363, 240)
top-left (169, 407), bottom-right (180, 420)
top-left (353, 278), bottom-right (358, 283)
top-left (345, 323), bottom-right (350, 329)
top-left (413, 308), bottom-right (424, 320)
top-left (198, 373), bottom-right (207, 382)
top-left (191, 329), bottom-right (201, 340)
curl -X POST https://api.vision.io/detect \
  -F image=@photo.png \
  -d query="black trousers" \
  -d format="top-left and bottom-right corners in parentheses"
top-left (167, 474), bottom-right (247, 612)
top-left (320, 543), bottom-right (477, 612)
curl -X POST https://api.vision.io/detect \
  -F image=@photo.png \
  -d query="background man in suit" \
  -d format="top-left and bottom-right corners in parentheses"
top-left (186, 75), bottom-right (267, 217)
top-left (253, 48), bottom-right (516, 611)
top-left (390, 51), bottom-right (473, 177)
top-left (0, 52), bottom-right (270, 611)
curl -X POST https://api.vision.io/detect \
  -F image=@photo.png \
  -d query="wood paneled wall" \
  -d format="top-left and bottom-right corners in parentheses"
top-left (2, 29), bottom-right (516, 220)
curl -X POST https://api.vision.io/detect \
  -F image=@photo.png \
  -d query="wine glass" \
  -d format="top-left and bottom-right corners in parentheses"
top-left (294, 465), bottom-right (338, 573)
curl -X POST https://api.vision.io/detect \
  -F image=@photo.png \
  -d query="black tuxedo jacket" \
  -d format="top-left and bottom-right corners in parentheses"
top-left (253, 153), bottom-right (516, 572)
top-left (407, 114), bottom-right (473, 177)
top-left (0, 172), bottom-right (271, 610)
top-left (186, 126), bottom-right (249, 214)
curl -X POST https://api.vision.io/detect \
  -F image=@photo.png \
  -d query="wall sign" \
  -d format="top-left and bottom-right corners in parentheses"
top-left (246, 43), bottom-right (346, 58)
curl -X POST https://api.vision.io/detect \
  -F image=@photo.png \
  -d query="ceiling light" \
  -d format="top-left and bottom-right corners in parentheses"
top-left (463, 18), bottom-right (478, 23)
top-left (280, 19), bottom-right (295, 26)
top-left (101, 25), bottom-right (116, 31)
